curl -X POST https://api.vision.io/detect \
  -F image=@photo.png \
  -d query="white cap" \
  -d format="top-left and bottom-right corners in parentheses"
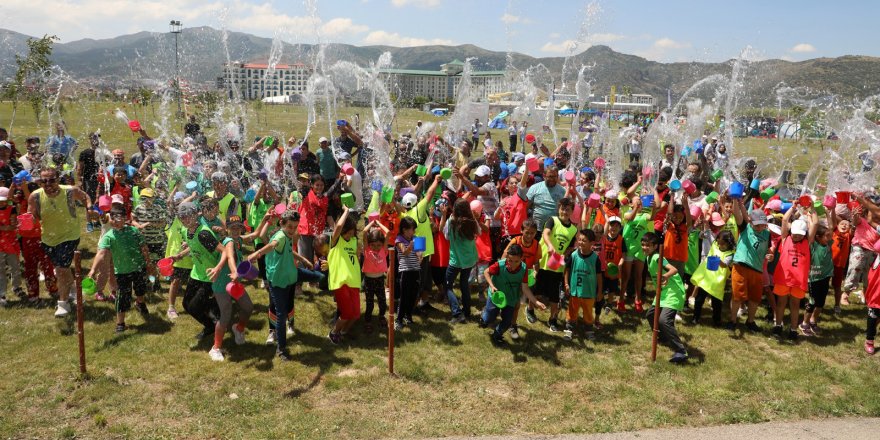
top-left (402, 193), bottom-right (418, 209)
top-left (605, 189), bottom-right (619, 200)
top-left (0, 187), bottom-right (8, 201)
top-left (475, 165), bottom-right (492, 177)
top-left (607, 216), bottom-right (622, 224)
top-left (318, 136), bottom-right (329, 143)
top-left (711, 136), bottom-right (718, 140)
top-left (791, 219), bottom-right (808, 236)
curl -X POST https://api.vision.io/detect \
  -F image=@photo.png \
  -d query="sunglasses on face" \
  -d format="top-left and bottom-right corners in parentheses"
top-left (41, 178), bottom-right (58, 185)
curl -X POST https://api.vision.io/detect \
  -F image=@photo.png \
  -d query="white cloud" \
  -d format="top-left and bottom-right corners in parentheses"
top-left (391, 0), bottom-right (440, 7)
top-left (500, 13), bottom-right (530, 24)
top-left (540, 33), bottom-right (626, 54)
top-left (634, 37), bottom-right (693, 61)
top-left (549, 32), bottom-right (561, 39)
top-left (541, 40), bottom-right (578, 54)
top-left (362, 30), bottom-right (452, 47)
top-left (791, 43), bottom-right (816, 53)
top-left (322, 18), bottom-right (369, 35)
top-left (653, 37), bottom-right (690, 50)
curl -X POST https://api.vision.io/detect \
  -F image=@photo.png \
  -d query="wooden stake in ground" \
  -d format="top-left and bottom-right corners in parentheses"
top-left (650, 242), bottom-right (663, 363)
top-left (387, 248), bottom-right (396, 376)
top-left (73, 251), bottom-right (87, 374)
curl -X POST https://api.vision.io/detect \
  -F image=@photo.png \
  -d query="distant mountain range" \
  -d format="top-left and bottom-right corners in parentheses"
top-left (3, 26), bottom-right (880, 106)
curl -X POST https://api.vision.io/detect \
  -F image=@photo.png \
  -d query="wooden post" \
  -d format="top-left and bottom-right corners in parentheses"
top-left (73, 251), bottom-right (87, 375)
top-left (387, 248), bottom-right (396, 375)
top-left (650, 243), bottom-right (663, 362)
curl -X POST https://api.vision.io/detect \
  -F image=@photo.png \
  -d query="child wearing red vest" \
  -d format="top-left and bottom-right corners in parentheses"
top-left (15, 182), bottom-right (56, 302)
top-left (772, 208), bottom-right (818, 340)
top-left (0, 187), bottom-right (23, 305)
top-left (863, 241), bottom-right (880, 354)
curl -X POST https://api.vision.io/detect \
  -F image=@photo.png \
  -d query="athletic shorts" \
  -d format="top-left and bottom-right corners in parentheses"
top-left (535, 269), bottom-right (564, 304)
top-left (335, 284), bottom-right (361, 320)
top-left (773, 284), bottom-right (806, 299)
top-left (808, 277), bottom-right (831, 309)
top-left (731, 264), bottom-right (764, 303)
top-left (603, 277), bottom-right (620, 294)
top-left (567, 297), bottom-right (595, 324)
top-left (41, 239), bottom-right (80, 268)
top-left (171, 266), bottom-right (191, 282)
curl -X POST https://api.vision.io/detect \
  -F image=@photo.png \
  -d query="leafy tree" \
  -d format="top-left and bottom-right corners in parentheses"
top-left (3, 34), bottom-right (59, 124)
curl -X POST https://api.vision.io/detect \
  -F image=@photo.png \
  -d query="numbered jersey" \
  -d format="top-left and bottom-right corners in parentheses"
top-left (329, 235), bottom-right (362, 290)
top-left (539, 216), bottom-right (577, 273)
top-left (772, 236), bottom-right (810, 291)
top-left (600, 234), bottom-right (624, 279)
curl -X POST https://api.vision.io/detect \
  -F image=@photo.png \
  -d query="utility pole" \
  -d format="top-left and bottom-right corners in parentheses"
top-left (169, 20), bottom-right (182, 117)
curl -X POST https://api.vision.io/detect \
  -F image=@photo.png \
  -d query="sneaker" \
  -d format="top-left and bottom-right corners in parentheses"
top-left (136, 302), bottom-right (149, 319)
top-left (276, 350), bottom-right (292, 361)
top-left (834, 305), bottom-right (842, 315)
top-left (585, 330), bottom-right (596, 341)
top-left (328, 331), bottom-right (342, 344)
top-left (772, 325), bottom-right (783, 336)
top-left (94, 292), bottom-right (107, 302)
top-left (115, 323), bottom-right (126, 333)
top-left (0, 296), bottom-right (6, 307)
top-left (449, 314), bottom-right (466, 325)
top-left (563, 329), bottom-right (573, 341)
top-left (403, 317), bottom-right (414, 326)
top-left (787, 329), bottom-right (799, 341)
top-left (509, 326), bottom-right (520, 340)
top-left (725, 322), bottom-right (736, 332)
top-left (478, 319), bottom-right (488, 329)
top-left (54, 300), bottom-right (71, 317)
top-left (265, 330), bottom-right (276, 345)
top-left (548, 319), bottom-right (560, 332)
top-left (167, 307), bottom-right (179, 320)
top-left (364, 322), bottom-right (374, 334)
top-left (617, 300), bottom-right (626, 313)
top-left (286, 322), bottom-right (295, 338)
top-left (669, 352), bottom-right (689, 364)
top-left (810, 323), bottom-right (821, 335)
top-left (525, 308), bottom-right (537, 324)
top-left (394, 321), bottom-right (403, 331)
top-left (634, 301), bottom-right (644, 314)
top-left (674, 314), bottom-right (683, 322)
top-left (490, 334), bottom-right (506, 347)
top-left (86, 222), bottom-right (94, 233)
top-left (418, 302), bottom-right (439, 313)
top-left (209, 347), bottom-right (225, 362)
top-left (799, 323), bottom-right (814, 337)
top-left (604, 305), bottom-right (612, 314)
top-left (745, 321), bottom-right (761, 333)
top-left (865, 340), bottom-right (875, 355)
top-left (232, 324), bottom-right (246, 345)
top-left (195, 328), bottom-right (214, 340)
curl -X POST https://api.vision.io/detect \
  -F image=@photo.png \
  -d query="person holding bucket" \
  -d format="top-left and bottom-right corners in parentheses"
top-left (394, 217), bottom-right (422, 330)
top-left (481, 244), bottom-right (546, 345)
top-left (15, 181), bottom-right (57, 303)
top-left (28, 167), bottom-right (91, 318)
top-left (0, 187), bottom-right (22, 306)
top-left (689, 231), bottom-right (736, 326)
top-left (528, 197), bottom-right (577, 332)
top-left (87, 206), bottom-right (155, 333)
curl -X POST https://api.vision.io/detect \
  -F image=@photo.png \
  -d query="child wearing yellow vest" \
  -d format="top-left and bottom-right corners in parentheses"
top-left (690, 230), bottom-right (736, 326)
top-left (328, 206), bottom-right (362, 344)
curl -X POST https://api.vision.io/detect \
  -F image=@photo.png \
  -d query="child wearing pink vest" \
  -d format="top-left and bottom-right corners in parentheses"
top-left (361, 219), bottom-right (390, 333)
top-left (772, 208), bottom-right (818, 340)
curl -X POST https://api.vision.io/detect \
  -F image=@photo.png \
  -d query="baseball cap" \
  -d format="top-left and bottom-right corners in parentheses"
top-left (607, 216), bottom-right (622, 225)
top-left (111, 194), bottom-right (125, 205)
top-left (0, 187), bottom-right (9, 201)
top-left (605, 189), bottom-right (619, 200)
top-left (791, 219), bottom-right (808, 236)
top-left (711, 136), bottom-right (718, 140)
top-left (749, 209), bottom-right (768, 225)
top-left (511, 152), bottom-right (525, 162)
top-left (318, 136), bottom-right (329, 144)
top-left (475, 165), bottom-right (491, 177)
top-left (710, 212), bottom-right (725, 227)
top-left (140, 188), bottom-right (155, 198)
top-left (0, 141), bottom-right (10, 150)
top-left (402, 193), bottom-right (418, 209)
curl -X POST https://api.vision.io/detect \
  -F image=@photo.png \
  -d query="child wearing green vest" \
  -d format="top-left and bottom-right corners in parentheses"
top-left (641, 232), bottom-right (688, 363)
top-left (164, 192), bottom-right (195, 319)
top-left (690, 230), bottom-right (736, 326)
top-left (328, 206), bottom-right (362, 344)
top-left (480, 244), bottom-right (545, 345)
top-left (87, 207), bottom-right (156, 333)
top-left (247, 210), bottom-right (313, 361)
top-left (528, 197), bottom-right (577, 332)
top-left (563, 228), bottom-right (603, 341)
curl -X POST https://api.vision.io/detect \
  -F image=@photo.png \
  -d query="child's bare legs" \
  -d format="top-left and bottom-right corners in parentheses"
top-left (632, 259), bottom-right (645, 306)
top-left (787, 296), bottom-right (800, 330)
top-left (168, 278), bottom-right (181, 310)
top-left (620, 260), bottom-right (631, 306)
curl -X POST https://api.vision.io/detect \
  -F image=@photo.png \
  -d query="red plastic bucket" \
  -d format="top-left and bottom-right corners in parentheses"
top-left (17, 213), bottom-right (35, 231)
top-left (128, 120), bottom-right (141, 132)
top-left (836, 191), bottom-right (851, 204)
top-left (226, 281), bottom-right (245, 300)
top-left (157, 258), bottom-right (174, 277)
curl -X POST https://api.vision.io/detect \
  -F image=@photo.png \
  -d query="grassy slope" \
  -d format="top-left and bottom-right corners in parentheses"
top-left (0, 101), bottom-right (875, 439)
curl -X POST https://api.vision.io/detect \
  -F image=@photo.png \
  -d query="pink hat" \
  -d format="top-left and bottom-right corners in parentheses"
top-left (689, 204), bottom-right (702, 219)
top-left (111, 194), bottom-right (125, 205)
top-left (766, 199), bottom-right (782, 211)
top-left (710, 212), bottom-right (725, 227)
top-left (469, 199), bottom-right (483, 215)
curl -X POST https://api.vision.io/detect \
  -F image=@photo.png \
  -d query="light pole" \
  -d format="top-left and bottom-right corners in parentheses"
top-left (169, 20), bottom-right (182, 116)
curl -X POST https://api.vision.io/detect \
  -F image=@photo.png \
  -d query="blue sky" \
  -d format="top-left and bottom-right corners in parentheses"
top-left (3, 0), bottom-right (878, 62)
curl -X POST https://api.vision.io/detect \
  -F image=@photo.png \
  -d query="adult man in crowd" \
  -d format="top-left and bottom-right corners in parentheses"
top-left (520, 164), bottom-right (566, 230)
top-left (316, 136), bottom-right (339, 188)
top-left (508, 121), bottom-right (518, 152)
top-left (28, 167), bottom-right (90, 317)
top-left (18, 137), bottom-right (43, 174)
top-left (46, 122), bottom-right (77, 160)
top-left (184, 115), bottom-right (201, 138)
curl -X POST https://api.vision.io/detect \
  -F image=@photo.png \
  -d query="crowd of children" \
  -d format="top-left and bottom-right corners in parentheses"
top-left (3, 121), bottom-right (880, 364)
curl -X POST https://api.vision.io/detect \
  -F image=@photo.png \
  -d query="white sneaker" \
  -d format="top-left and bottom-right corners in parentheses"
top-left (208, 347), bottom-right (225, 362)
top-left (232, 325), bottom-right (246, 345)
top-left (265, 330), bottom-right (276, 345)
top-left (0, 296), bottom-right (7, 307)
top-left (509, 327), bottom-right (520, 340)
top-left (688, 296), bottom-right (696, 308)
top-left (286, 322), bottom-right (294, 338)
top-left (675, 314), bottom-right (683, 322)
top-left (167, 307), bottom-right (179, 320)
top-left (54, 300), bottom-right (71, 317)
top-left (563, 329), bottom-right (573, 341)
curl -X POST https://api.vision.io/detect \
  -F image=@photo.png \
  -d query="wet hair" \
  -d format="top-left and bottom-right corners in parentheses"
top-left (544, 164), bottom-right (559, 175)
top-left (716, 230), bottom-right (736, 250)
top-left (579, 228), bottom-right (597, 242)
top-left (399, 216), bottom-right (417, 233)
top-left (109, 207), bottom-right (126, 218)
top-left (311, 174), bottom-right (324, 185)
top-left (620, 170), bottom-right (638, 188)
top-left (339, 215), bottom-right (358, 236)
top-left (113, 167), bottom-right (127, 177)
top-left (280, 210), bottom-right (300, 224)
top-left (506, 244), bottom-right (524, 257)
top-left (816, 223), bottom-right (829, 238)
top-left (664, 143), bottom-right (674, 152)
top-left (558, 197), bottom-right (574, 209)
top-left (584, 170), bottom-right (596, 182)
top-left (522, 218), bottom-right (537, 232)
top-left (641, 232), bottom-right (661, 247)
top-left (450, 199), bottom-right (480, 239)
top-left (591, 223), bottom-right (604, 236)
top-left (200, 196), bottom-right (218, 210)
top-left (658, 167), bottom-right (673, 183)
top-left (367, 228), bottom-right (385, 244)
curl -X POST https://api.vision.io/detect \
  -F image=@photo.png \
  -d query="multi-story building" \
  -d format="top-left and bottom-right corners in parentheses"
top-left (379, 59), bottom-right (506, 102)
top-left (218, 61), bottom-right (314, 100)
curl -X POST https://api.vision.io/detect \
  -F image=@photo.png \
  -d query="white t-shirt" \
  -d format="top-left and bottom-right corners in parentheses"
top-left (348, 168), bottom-right (363, 211)
top-left (508, 126), bottom-right (517, 137)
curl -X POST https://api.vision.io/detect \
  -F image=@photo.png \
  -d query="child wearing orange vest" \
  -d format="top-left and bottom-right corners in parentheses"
top-left (0, 187), bottom-right (23, 305)
top-left (772, 207), bottom-right (818, 340)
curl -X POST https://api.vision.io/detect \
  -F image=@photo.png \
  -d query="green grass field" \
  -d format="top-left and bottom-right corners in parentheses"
top-left (1, 101), bottom-right (876, 439)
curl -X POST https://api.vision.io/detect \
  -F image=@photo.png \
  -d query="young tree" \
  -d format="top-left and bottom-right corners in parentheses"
top-left (3, 34), bottom-right (59, 125)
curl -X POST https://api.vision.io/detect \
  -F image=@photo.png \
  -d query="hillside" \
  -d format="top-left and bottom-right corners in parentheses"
top-left (2, 27), bottom-right (879, 105)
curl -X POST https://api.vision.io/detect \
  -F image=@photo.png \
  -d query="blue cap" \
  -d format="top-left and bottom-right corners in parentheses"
top-left (431, 165), bottom-right (441, 174)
